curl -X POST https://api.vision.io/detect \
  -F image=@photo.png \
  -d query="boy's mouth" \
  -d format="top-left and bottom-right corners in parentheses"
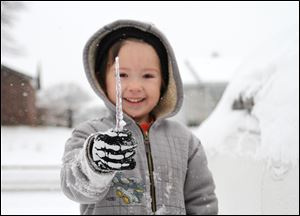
top-left (123, 97), bottom-right (145, 104)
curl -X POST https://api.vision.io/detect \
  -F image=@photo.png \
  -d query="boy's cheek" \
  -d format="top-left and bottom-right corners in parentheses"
top-left (107, 90), bottom-right (117, 104)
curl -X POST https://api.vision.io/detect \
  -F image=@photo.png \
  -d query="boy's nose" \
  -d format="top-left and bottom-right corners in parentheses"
top-left (127, 80), bottom-right (143, 93)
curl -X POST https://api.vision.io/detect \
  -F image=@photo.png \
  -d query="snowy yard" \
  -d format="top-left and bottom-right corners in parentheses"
top-left (1, 126), bottom-right (79, 215)
top-left (1, 126), bottom-right (298, 214)
top-left (1, 191), bottom-right (79, 215)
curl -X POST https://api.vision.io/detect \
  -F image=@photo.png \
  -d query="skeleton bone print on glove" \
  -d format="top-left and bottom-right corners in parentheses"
top-left (89, 128), bottom-right (137, 171)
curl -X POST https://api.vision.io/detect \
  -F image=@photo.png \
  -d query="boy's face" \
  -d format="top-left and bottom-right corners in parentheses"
top-left (106, 40), bottom-right (162, 123)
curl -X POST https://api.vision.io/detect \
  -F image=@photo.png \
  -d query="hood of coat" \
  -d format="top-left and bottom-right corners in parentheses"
top-left (83, 19), bottom-right (183, 124)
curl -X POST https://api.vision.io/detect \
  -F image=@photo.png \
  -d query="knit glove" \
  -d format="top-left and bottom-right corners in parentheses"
top-left (86, 128), bottom-right (137, 173)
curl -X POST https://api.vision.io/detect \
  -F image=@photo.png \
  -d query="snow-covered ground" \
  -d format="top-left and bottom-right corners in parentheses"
top-left (1, 126), bottom-right (79, 215)
top-left (201, 149), bottom-right (299, 215)
top-left (1, 191), bottom-right (79, 215)
top-left (1, 126), bottom-right (71, 166)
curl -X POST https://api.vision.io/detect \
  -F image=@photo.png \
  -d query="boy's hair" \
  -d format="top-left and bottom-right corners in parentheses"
top-left (95, 27), bottom-right (169, 97)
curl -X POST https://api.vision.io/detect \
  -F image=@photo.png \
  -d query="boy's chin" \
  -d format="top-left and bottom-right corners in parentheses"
top-left (130, 114), bottom-right (149, 123)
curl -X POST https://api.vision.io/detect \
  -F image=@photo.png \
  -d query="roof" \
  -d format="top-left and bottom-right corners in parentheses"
top-left (1, 64), bottom-right (34, 81)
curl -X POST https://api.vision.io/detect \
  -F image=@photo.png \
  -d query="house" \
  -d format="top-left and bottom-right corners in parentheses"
top-left (1, 65), bottom-right (38, 125)
top-left (181, 82), bottom-right (228, 126)
top-left (172, 60), bottom-right (229, 126)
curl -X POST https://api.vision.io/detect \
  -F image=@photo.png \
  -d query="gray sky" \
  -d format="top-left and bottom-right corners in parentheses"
top-left (1, 1), bottom-right (298, 100)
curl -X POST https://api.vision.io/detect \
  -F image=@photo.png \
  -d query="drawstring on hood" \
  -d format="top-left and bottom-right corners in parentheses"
top-left (83, 20), bottom-right (183, 123)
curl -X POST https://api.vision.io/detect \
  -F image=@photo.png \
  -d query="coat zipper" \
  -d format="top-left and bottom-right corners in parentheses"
top-left (143, 130), bottom-right (157, 213)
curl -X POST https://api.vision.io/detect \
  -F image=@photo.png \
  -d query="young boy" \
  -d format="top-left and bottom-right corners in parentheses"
top-left (61, 19), bottom-right (218, 215)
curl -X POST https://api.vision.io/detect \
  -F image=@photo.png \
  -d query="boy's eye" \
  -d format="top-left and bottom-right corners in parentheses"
top-left (119, 73), bottom-right (128, 78)
top-left (143, 74), bottom-right (155, 79)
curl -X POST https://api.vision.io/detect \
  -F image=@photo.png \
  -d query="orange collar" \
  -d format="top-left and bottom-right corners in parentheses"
top-left (138, 117), bottom-right (154, 135)
top-left (139, 122), bottom-right (151, 135)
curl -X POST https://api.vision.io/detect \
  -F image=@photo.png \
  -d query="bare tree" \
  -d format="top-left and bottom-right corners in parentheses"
top-left (1, 1), bottom-right (25, 56)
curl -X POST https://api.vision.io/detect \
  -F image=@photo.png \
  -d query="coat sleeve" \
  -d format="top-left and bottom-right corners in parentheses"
top-left (184, 134), bottom-right (218, 215)
top-left (60, 121), bottom-right (115, 204)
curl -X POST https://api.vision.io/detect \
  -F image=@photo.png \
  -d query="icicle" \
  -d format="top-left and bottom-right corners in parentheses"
top-left (115, 56), bottom-right (126, 131)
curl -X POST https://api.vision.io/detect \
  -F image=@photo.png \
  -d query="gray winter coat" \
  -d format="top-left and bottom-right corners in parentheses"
top-left (60, 20), bottom-right (218, 215)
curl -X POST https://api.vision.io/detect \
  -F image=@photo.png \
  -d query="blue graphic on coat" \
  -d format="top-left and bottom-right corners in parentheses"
top-left (111, 172), bottom-right (145, 204)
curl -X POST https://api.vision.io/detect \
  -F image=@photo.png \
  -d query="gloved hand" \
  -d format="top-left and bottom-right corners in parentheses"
top-left (87, 128), bottom-right (137, 172)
